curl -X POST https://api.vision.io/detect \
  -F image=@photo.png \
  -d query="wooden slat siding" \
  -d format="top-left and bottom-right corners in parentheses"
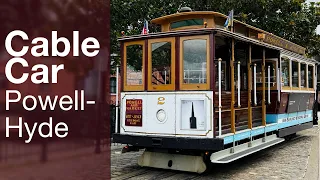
top-left (214, 107), bottom-right (262, 134)
top-left (144, 40), bottom-right (148, 91)
top-left (248, 44), bottom-right (252, 129)
top-left (262, 48), bottom-right (266, 126)
top-left (120, 42), bottom-right (124, 92)
top-left (214, 92), bottom-right (248, 110)
top-left (266, 91), bottom-right (280, 114)
top-left (214, 108), bottom-right (262, 135)
top-left (214, 108), bottom-right (261, 126)
top-left (252, 107), bottom-right (262, 120)
top-left (308, 93), bottom-right (315, 110)
top-left (175, 37), bottom-right (180, 90)
top-left (278, 93), bottom-right (289, 114)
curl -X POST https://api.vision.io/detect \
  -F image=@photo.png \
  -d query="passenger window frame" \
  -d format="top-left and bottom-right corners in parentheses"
top-left (300, 63), bottom-right (307, 89)
top-left (280, 56), bottom-right (291, 90)
top-left (148, 37), bottom-right (176, 91)
top-left (180, 35), bottom-right (210, 90)
top-left (123, 41), bottom-right (145, 91)
top-left (308, 64), bottom-right (315, 90)
top-left (291, 59), bottom-right (300, 90)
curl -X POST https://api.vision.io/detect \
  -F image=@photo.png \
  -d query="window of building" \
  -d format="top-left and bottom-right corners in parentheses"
top-left (308, 65), bottom-right (314, 88)
top-left (170, 19), bottom-right (203, 29)
top-left (292, 60), bottom-right (299, 87)
top-left (124, 41), bottom-right (144, 91)
top-left (110, 77), bottom-right (116, 94)
top-left (148, 38), bottom-right (175, 91)
top-left (300, 63), bottom-right (307, 88)
top-left (281, 57), bottom-right (290, 87)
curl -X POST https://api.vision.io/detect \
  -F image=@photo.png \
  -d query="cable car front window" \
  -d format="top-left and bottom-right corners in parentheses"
top-left (151, 41), bottom-right (172, 85)
top-left (183, 39), bottom-right (207, 84)
top-left (125, 43), bottom-right (144, 90)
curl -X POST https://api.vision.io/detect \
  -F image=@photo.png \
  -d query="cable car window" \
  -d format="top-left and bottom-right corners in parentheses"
top-left (182, 39), bottom-right (207, 84)
top-left (171, 19), bottom-right (203, 29)
top-left (124, 41), bottom-right (144, 91)
top-left (151, 41), bottom-right (172, 85)
top-left (301, 63), bottom-right (307, 88)
top-left (308, 65), bottom-right (314, 88)
top-left (126, 44), bottom-right (143, 85)
top-left (281, 57), bottom-right (290, 87)
top-left (292, 60), bottom-right (299, 87)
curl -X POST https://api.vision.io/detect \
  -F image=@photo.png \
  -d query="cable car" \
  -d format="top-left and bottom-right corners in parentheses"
top-left (113, 8), bottom-right (319, 173)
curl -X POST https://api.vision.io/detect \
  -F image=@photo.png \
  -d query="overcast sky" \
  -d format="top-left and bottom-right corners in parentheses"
top-left (305, 0), bottom-right (320, 34)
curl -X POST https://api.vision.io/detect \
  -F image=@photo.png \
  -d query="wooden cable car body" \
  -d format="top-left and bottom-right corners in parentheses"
top-left (113, 10), bottom-right (319, 173)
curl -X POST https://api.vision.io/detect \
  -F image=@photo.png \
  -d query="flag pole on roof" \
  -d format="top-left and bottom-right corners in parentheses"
top-left (224, 10), bottom-right (234, 31)
top-left (141, 19), bottom-right (149, 35)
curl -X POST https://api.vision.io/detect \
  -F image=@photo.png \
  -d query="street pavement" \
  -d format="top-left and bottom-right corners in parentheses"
top-left (0, 127), bottom-right (318, 180)
top-left (111, 127), bottom-right (319, 180)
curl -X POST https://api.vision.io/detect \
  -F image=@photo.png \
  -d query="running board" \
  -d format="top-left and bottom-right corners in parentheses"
top-left (211, 134), bottom-right (284, 163)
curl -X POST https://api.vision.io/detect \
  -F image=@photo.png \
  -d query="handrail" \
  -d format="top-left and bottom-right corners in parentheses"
top-left (253, 64), bottom-right (257, 106)
top-left (237, 61), bottom-right (241, 107)
top-left (277, 68), bottom-right (280, 102)
top-left (268, 66), bottom-right (271, 104)
top-left (115, 66), bottom-right (119, 134)
top-left (218, 58), bottom-right (222, 137)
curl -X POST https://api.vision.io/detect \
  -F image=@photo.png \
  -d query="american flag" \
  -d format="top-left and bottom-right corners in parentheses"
top-left (141, 20), bottom-right (149, 35)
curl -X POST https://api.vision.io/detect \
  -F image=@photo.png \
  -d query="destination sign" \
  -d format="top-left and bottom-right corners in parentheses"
top-left (278, 114), bottom-right (311, 123)
top-left (263, 33), bottom-right (305, 55)
top-left (125, 99), bottom-right (143, 126)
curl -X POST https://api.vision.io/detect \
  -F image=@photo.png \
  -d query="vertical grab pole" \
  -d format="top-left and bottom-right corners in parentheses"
top-left (277, 68), bottom-right (280, 102)
top-left (238, 61), bottom-right (241, 107)
top-left (254, 64), bottom-right (257, 106)
top-left (262, 48), bottom-right (266, 142)
top-left (218, 58), bottom-right (222, 137)
top-left (115, 65), bottom-right (119, 134)
top-left (230, 39), bottom-right (236, 153)
top-left (268, 66), bottom-right (271, 104)
top-left (248, 45), bottom-right (252, 147)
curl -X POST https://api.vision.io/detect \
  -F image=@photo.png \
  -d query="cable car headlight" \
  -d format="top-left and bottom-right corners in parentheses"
top-left (156, 109), bottom-right (166, 122)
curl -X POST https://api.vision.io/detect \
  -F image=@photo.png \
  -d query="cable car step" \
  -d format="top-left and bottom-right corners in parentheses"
top-left (210, 134), bottom-right (284, 164)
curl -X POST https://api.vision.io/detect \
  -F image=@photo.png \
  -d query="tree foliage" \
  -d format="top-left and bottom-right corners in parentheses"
top-left (111, 0), bottom-right (320, 58)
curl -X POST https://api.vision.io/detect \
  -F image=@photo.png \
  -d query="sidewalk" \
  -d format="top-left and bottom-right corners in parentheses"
top-left (304, 125), bottom-right (320, 180)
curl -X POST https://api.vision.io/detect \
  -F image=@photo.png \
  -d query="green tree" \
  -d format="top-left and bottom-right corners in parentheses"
top-left (111, 0), bottom-right (320, 58)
